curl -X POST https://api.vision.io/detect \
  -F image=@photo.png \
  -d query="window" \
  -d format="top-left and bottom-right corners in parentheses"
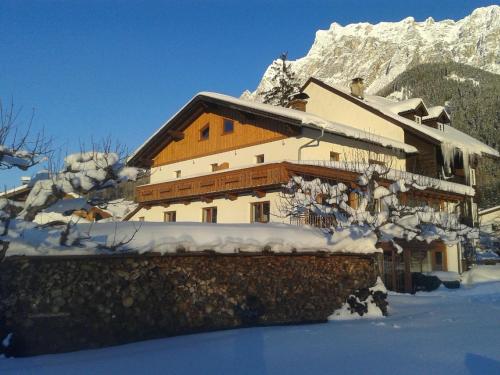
top-left (330, 152), bottom-right (340, 162)
top-left (414, 115), bottom-right (422, 124)
top-left (174, 170), bottom-right (181, 179)
top-left (202, 207), bottom-right (217, 223)
top-left (138, 217), bottom-right (145, 222)
top-left (164, 211), bottom-right (176, 222)
top-left (211, 163), bottom-right (218, 172)
top-left (251, 201), bottom-right (270, 223)
top-left (255, 154), bottom-right (265, 164)
top-left (200, 124), bottom-right (210, 140)
top-left (223, 119), bottom-right (234, 134)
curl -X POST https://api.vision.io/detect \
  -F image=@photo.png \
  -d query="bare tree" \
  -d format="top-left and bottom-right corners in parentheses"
top-left (0, 98), bottom-right (51, 259)
top-left (0, 99), bottom-right (51, 170)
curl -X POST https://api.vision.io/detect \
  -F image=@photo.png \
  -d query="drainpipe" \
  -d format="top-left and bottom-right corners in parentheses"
top-left (298, 127), bottom-right (325, 162)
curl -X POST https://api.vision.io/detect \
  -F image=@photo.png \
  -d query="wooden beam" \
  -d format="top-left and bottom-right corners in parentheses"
top-left (144, 205), bottom-right (152, 210)
top-left (160, 203), bottom-right (170, 208)
top-left (182, 200), bottom-right (191, 205)
top-left (225, 193), bottom-right (238, 201)
top-left (166, 130), bottom-right (184, 141)
top-left (253, 190), bottom-right (266, 198)
top-left (201, 196), bottom-right (213, 203)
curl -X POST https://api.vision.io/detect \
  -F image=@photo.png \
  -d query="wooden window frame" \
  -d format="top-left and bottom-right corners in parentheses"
top-left (222, 118), bottom-right (234, 135)
top-left (255, 154), bottom-right (265, 164)
top-left (202, 207), bottom-right (217, 223)
top-left (174, 170), bottom-right (181, 179)
top-left (164, 211), bottom-right (176, 222)
top-left (251, 201), bottom-right (270, 223)
top-left (200, 123), bottom-right (210, 141)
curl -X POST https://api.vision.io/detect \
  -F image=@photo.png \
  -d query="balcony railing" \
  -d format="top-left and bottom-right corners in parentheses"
top-left (136, 161), bottom-right (470, 205)
top-left (136, 163), bottom-right (289, 204)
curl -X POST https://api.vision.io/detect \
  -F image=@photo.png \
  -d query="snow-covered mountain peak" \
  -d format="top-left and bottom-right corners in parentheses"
top-left (244, 5), bottom-right (500, 100)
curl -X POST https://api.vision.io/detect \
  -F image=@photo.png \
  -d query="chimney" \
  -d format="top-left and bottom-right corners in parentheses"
top-left (350, 77), bottom-right (365, 99)
top-left (287, 92), bottom-right (309, 111)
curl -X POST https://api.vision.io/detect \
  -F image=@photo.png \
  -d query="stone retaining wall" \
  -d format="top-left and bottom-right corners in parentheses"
top-left (0, 252), bottom-right (378, 356)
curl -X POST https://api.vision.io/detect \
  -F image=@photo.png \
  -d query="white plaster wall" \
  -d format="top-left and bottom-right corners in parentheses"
top-left (445, 244), bottom-right (460, 273)
top-left (150, 131), bottom-right (406, 184)
top-left (130, 192), bottom-right (288, 224)
top-left (303, 83), bottom-right (406, 143)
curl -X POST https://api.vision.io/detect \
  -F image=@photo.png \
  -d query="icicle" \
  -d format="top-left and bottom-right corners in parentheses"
top-left (440, 142), bottom-right (455, 176)
top-left (462, 148), bottom-right (470, 185)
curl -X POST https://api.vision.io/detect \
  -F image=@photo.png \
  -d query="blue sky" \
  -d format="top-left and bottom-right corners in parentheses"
top-left (0, 0), bottom-right (496, 188)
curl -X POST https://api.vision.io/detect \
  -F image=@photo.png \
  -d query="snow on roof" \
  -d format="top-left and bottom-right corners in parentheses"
top-left (128, 92), bottom-right (418, 163)
top-left (385, 98), bottom-right (428, 115)
top-left (306, 79), bottom-right (499, 159)
top-left (101, 199), bottom-right (138, 220)
top-left (479, 205), bottom-right (500, 216)
top-left (43, 198), bottom-right (90, 215)
top-left (0, 184), bottom-right (30, 198)
top-left (362, 95), bottom-right (498, 158)
top-left (425, 106), bottom-right (447, 120)
top-left (201, 92), bottom-right (418, 153)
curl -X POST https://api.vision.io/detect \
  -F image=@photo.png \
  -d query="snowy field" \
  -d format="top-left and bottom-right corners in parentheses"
top-left (2, 280), bottom-right (500, 374)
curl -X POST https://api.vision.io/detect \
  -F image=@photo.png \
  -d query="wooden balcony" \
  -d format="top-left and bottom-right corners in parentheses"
top-left (136, 161), bottom-right (468, 205)
top-left (136, 163), bottom-right (290, 204)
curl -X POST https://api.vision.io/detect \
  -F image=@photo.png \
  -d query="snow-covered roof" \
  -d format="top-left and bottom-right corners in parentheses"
top-left (424, 106), bottom-right (449, 120)
top-left (128, 92), bottom-right (418, 165)
top-left (385, 98), bottom-right (428, 115)
top-left (43, 198), bottom-right (90, 215)
top-left (101, 199), bottom-right (138, 220)
top-left (0, 184), bottom-right (30, 198)
top-left (203, 92), bottom-right (418, 153)
top-left (304, 79), bottom-right (498, 159)
top-left (479, 205), bottom-right (500, 216)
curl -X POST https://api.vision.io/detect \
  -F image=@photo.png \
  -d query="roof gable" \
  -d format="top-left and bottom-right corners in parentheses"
top-left (128, 91), bottom-right (419, 167)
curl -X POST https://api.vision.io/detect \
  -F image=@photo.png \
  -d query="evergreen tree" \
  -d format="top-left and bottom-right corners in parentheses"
top-left (262, 52), bottom-right (300, 107)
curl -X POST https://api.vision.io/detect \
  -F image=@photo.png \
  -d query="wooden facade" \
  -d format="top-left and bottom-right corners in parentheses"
top-left (152, 111), bottom-right (295, 167)
top-left (405, 132), bottom-right (439, 178)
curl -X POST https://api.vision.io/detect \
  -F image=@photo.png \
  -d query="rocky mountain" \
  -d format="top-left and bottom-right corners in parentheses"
top-left (243, 5), bottom-right (500, 100)
top-left (377, 62), bottom-right (500, 208)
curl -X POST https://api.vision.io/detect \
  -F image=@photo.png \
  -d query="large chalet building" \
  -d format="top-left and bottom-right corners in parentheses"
top-left (127, 77), bottom-right (498, 292)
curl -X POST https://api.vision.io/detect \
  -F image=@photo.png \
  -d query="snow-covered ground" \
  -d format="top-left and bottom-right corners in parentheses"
top-left (2, 280), bottom-right (499, 374)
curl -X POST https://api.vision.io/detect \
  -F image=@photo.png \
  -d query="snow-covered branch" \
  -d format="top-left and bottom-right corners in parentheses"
top-left (281, 160), bottom-right (476, 251)
top-left (20, 150), bottom-right (139, 222)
